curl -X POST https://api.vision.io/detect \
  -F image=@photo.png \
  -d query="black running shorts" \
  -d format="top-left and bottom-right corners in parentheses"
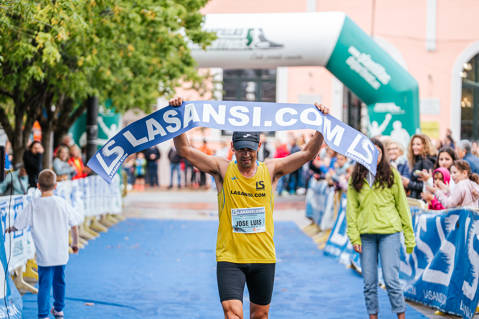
top-left (217, 261), bottom-right (276, 305)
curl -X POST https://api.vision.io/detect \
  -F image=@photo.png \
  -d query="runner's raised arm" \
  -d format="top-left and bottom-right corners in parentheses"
top-left (169, 97), bottom-right (228, 180)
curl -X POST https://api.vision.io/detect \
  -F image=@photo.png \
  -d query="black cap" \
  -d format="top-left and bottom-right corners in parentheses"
top-left (232, 132), bottom-right (260, 151)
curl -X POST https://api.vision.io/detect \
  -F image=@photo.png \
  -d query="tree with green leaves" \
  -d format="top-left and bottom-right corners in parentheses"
top-left (0, 0), bottom-right (215, 167)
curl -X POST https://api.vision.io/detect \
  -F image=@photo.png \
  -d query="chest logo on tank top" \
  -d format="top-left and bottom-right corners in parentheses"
top-left (231, 207), bottom-right (266, 233)
top-left (256, 181), bottom-right (265, 190)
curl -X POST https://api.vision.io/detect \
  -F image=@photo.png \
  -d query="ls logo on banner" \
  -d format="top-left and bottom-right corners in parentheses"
top-left (87, 101), bottom-right (379, 183)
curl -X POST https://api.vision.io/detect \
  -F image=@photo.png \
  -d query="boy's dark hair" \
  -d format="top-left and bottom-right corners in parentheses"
top-left (38, 169), bottom-right (57, 191)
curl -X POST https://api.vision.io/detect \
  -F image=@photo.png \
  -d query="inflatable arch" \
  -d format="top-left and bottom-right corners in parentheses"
top-left (191, 12), bottom-right (419, 145)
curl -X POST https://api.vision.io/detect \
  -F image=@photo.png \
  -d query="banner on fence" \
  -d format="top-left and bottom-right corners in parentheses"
top-left (87, 101), bottom-right (379, 184)
top-left (305, 179), bottom-right (336, 227)
top-left (0, 174), bottom-right (122, 318)
top-left (321, 193), bottom-right (479, 319)
top-left (401, 208), bottom-right (479, 319)
top-left (0, 199), bottom-right (23, 319)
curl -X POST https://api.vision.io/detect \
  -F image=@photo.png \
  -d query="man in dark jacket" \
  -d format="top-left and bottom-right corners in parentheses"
top-left (168, 145), bottom-right (183, 189)
top-left (23, 141), bottom-right (44, 188)
top-left (144, 146), bottom-right (161, 187)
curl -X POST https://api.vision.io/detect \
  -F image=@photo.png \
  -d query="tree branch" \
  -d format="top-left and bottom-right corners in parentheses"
top-left (66, 101), bottom-right (87, 128)
top-left (0, 88), bottom-right (14, 99)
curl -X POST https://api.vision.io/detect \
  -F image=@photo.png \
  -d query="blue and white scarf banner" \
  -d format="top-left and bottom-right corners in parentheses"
top-left (87, 101), bottom-right (378, 183)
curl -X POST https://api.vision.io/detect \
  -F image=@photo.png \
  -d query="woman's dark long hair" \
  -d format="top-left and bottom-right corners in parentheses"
top-left (351, 138), bottom-right (394, 192)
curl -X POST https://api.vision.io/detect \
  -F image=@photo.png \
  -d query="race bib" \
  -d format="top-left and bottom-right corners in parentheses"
top-left (231, 207), bottom-right (266, 233)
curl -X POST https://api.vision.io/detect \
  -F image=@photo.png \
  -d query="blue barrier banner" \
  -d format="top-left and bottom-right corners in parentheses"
top-left (401, 208), bottom-right (479, 319)
top-left (0, 175), bottom-right (122, 318)
top-left (322, 198), bottom-right (479, 318)
top-left (0, 200), bottom-right (23, 319)
top-left (323, 193), bottom-right (360, 266)
top-left (306, 179), bottom-right (335, 227)
top-left (87, 101), bottom-right (378, 183)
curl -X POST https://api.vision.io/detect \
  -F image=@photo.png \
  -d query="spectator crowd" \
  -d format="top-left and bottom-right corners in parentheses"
top-left (1, 135), bottom-right (92, 196)
top-left (311, 131), bottom-right (479, 210)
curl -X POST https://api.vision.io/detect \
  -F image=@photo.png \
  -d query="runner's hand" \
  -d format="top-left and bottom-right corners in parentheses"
top-left (314, 102), bottom-right (329, 115)
top-left (353, 244), bottom-right (362, 254)
top-left (72, 246), bottom-right (79, 254)
top-left (169, 97), bottom-right (183, 107)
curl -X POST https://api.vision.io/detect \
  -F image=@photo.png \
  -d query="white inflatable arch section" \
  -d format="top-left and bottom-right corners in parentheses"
top-left (191, 12), bottom-right (420, 136)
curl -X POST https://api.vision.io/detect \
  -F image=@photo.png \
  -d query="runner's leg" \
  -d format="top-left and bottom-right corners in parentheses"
top-left (245, 263), bottom-right (275, 319)
top-left (217, 262), bottom-right (247, 319)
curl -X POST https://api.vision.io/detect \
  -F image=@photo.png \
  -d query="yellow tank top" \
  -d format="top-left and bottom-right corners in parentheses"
top-left (216, 161), bottom-right (275, 263)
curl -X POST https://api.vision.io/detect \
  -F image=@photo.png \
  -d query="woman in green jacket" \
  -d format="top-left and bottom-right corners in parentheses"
top-left (347, 138), bottom-right (416, 319)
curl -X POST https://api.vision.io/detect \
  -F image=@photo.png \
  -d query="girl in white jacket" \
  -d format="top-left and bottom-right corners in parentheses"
top-left (434, 160), bottom-right (479, 209)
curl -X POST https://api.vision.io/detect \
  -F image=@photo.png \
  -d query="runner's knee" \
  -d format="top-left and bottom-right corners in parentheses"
top-left (250, 308), bottom-right (269, 319)
top-left (224, 310), bottom-right (242, 319)
top-left (222, 300), bottom-right (243, 319)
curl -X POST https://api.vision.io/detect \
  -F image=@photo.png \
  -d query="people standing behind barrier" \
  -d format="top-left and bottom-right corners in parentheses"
top-left (326, 154), bottom-right (351, 191)
top-left (5, 169), bottom-right (80, 319)
top-left (168, 144), bottom-right (183, 189)
top-left (183, 158), bottom-right (195, 189)
top-left (144, 145), bottom-right (161, 188)
top-left (287, 135), bottom-right (302, 195)
top-left (305, 153), bottom-right (323, 190)
top-left (402, 134), bottom-right (435, 199)
top-left (418, 147), bottom-right (457, 193)
top-left (216, 140), bottom-right (231, 159)
top-left (346, 138), bottom-right (415, 319)
top-left (257, 133), bottom-right (271, 162)
top-left (319, 147), bottom-right (337, 174)
top-left (472, 140), bottom-right (479, 157)
top-left (421, 168), bottom-right (450, 210)
top-left (386, 140), bottom-right (410, 178)
top-left (0, 163), bottom-right (28, 195)
top-left (23, 140), bottom-right (44, 188)
top-left (123, 155), bottom-right (136, 190)
top-left (68, 145), bottom-right (88, 180)
top-left (332, 159), bottom-right (354, 192)
top-left (4, 141), bottom-right (12, 172)
top-left (456, 140), bottom-right (479, 174)
top-left (442, 128), bottom-right (456, 149)
top-left (274, 139), bottom-right (290, 196)
top-left (430, 160), bottom-right (479, 209)
top-left (53, 145), bottom-right (76, 181)
top-left (134, 152), bottom-right (146, 191)
top-left (198, 139), bottom-right (213, 189)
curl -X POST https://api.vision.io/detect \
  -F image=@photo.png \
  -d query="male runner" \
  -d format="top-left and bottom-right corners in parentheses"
top-left (170, 97), bottom-right (329, 319)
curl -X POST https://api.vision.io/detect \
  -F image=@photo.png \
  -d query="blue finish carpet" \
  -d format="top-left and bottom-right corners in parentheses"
top-left (22, 219), bottom-right (427, 318)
